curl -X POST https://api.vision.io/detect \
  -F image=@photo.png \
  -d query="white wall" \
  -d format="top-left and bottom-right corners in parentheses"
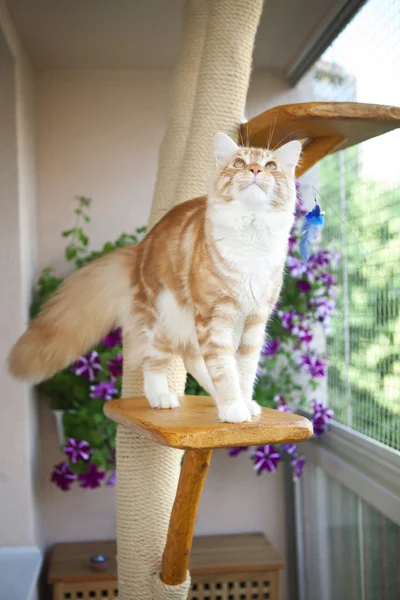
top-left (34, 67), bottom-right (314, 598)
top-left (0, 2), bottom-right (39, 549)
top-left (36, 69), bottom-right (170, 275)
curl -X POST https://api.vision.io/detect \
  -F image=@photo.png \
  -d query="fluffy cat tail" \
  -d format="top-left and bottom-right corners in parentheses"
top-left (8, 247), bottom-right (135, 383)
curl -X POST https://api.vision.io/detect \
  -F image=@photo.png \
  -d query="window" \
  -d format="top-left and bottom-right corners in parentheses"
top-left (313, 0), bottom-right (400, 450)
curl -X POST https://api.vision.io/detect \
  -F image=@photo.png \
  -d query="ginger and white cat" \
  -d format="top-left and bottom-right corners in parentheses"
top-left (8, 133), bottom-right (301, 423)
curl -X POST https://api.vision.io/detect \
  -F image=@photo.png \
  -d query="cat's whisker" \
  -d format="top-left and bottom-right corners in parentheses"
top-left (267, 111), bottom-right (279, 151)
top-left (271, 128), bottom-right (306, 152)
top-left (247, 116), bottom-right (255, 147)
top-left (238, 123), bottom-right (245, 148)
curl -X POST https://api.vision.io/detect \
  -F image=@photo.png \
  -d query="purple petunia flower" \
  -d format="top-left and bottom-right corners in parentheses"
top-left (287, 255), bottom-right (308, 279)
top-left (309, 249), bottom-right (340, 271)
top-left (252, 444), bottom-right (282, 473)
top-left (78, 463), bottom-right (106, 489)
top-left (90, 380), bottom-right (118, 400)
top-left (309, 296), bottom-right (336, 329)
top-left (101, 328), bottom-right (122, 349)
top-left (51, 461), bottom-right (77, 491)
top-left (281, 443), bottom-right (297, 457)
top-left (319, 271), bottom-right (337, 288)
top-left (299, 353), bottom-right (326, 378)
top-left (73, 351), bottom-right (102, 381)
top-left (313, 419), bottom-right (329, 437)
top-left (229, 446), bottom-right (249, 457)
top-left (309, 250), bottom-right (331, 269)
top-left (288, 235), bottom-right (296, 252)
top-left (291, 316), bottom-right (313, 343)
top-left (312, 401), bottom-right (334, 421)
top-left (297, 280), bottom-right (312, 293)
top-left (64, 438), bottom-right (91, 464)
top-left (312, 401), bottom-right (334, 437)
top-left (297, 324), bottom-right (313, 346)
top-left (263, 339), bottom-right (281, 357)
top-left (274, 395), bottom-right (292, 413)
top-left (279, 311), bottom-right (313, 347)
top-left (292, 455), bottom-right (306, 480)
top-left (106, 471), bottom-right (117, 486)
top-left (278, 309), bottom-right (298, 332)
top-left (107, 354), bottom-right (123, 378)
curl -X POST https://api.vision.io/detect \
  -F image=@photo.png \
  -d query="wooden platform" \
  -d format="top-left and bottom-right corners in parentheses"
top-left (104, 395), bottom-right (313, 450)
top-left (241, 102), bottom-right (400, 176)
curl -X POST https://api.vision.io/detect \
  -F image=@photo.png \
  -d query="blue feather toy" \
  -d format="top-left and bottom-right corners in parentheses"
top-left (299, 201), bottom-right (325, 261)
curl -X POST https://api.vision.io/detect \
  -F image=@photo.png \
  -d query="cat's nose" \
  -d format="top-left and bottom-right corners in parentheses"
top-left (249, 166), bottom-right (262, 176)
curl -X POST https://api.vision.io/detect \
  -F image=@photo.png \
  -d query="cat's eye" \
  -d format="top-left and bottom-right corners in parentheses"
top-left (265, 161), bottom-right (277, 170)
top-left (233, 158), bottom-right (246, 168)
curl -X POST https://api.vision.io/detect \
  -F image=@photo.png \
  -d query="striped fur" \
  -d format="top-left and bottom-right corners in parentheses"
top-left (8, 134), bottom-right (301, 422)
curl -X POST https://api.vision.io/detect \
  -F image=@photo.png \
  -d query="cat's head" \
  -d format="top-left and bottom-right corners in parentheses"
top-left (212, 132), bottom-right (301, 211)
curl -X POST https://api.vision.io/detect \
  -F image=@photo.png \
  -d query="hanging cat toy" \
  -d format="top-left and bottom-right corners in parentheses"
top-left (299, 194), bottom-right (325, 261)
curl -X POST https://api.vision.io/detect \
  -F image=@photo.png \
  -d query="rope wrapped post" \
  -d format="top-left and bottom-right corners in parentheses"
top-left (176, 0), bottom-right (265, 204)
top-left (116, 1), bottom-right (207, 597)
top-left (149, 0), bottom-right (207, 229)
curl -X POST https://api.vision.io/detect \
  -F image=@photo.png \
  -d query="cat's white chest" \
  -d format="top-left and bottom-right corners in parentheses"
top-left (210, 204), bottom-right (292, 312)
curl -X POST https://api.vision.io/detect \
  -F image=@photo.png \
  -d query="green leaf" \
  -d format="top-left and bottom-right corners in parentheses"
top-left (77, 230), bottom-right (89, 246)
top-left (78, 196), bottom-right (91, 207)
top-left (65, 245), bottom-right (78, 261)
top-left (102, 242), bottom-right (115, 253)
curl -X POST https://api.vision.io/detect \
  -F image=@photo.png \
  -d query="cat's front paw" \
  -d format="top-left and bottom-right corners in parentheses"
top-left (218, 402), bottom-right (252, 423)
top-left (246, 400), bottom-right (262, 416)
top-left (147, 392), bottom-right (180, 409)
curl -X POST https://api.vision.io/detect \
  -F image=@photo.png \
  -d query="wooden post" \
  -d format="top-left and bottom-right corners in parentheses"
top-left (161, 449), bottom-right (212, 586)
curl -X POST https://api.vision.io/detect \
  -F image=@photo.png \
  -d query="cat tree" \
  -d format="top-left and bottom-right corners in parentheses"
top-left (104, 1), bottom-right (400, 598)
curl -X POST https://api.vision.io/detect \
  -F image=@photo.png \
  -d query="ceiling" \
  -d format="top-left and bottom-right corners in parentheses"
top-left (7, 0), bottom-right (346, 73)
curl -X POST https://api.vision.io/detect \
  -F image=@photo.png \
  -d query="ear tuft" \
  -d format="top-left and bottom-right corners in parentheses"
top-left (214, 132), bottom-right (239, 166)
top-left (274, 140), bottom-right (302, 171)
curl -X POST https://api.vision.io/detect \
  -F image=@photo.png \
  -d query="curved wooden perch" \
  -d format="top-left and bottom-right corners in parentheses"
top-left (241, 101), bottom-right (400, 176)
top-left (105, 396), bottom-right (312, 585)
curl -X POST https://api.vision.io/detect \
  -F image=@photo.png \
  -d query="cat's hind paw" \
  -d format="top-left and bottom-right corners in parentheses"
top-left (218, 402), bottom-right (252, 423)
top-left (148, 392), bottom-right (180, 410)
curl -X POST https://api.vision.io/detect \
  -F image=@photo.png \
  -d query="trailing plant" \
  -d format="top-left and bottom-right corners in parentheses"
top-left (37, 190), bottom-right (335, 491)
top-left (34, 197), bottom-right (145, 489)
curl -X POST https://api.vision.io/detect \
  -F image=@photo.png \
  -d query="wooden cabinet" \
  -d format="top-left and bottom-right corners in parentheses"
top-left (189, 533), bottom-right (284, 600)
top-left (48, 533), bottom-right (284, 600)
top-left (48, 540), bottom-right (117, 600)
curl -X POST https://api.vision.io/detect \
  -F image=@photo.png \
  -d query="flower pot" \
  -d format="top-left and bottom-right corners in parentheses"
top-left (52, 409), bottom-right (76, 446)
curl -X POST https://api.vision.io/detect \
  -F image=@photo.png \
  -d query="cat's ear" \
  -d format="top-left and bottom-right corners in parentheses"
top-left (214, 132), bottom-right (239, 166)
top-left (274, 140), bottom-right (302, 172)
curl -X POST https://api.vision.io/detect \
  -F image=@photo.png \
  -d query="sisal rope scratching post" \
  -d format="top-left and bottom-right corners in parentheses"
top-left (176, 0), bottom-right (264, 204)
top-left (149, 0), bottom-right (207, 230)
top-left (116, 1), bottom-right (264, 598)
top-left (117, 2), bottom-right (206, 598)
